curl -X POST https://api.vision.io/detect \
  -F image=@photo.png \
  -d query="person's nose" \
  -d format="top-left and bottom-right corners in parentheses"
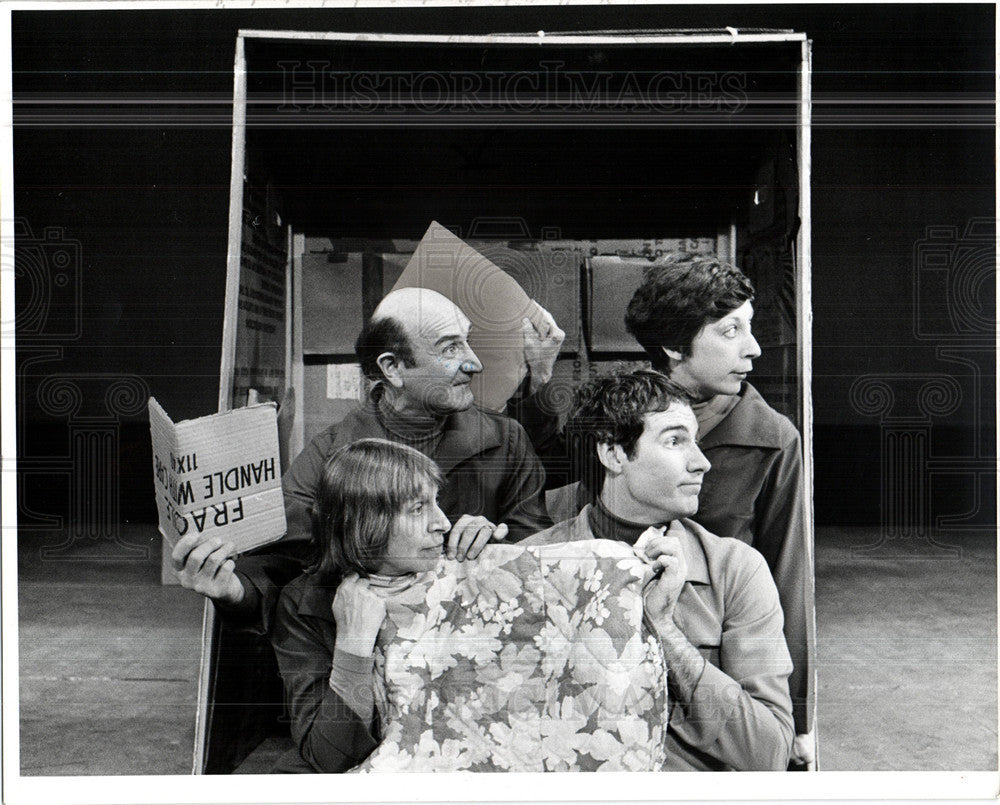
top-left (689, 443), bottom-right (711, 475)
top-left (743, 330), bottom-right (762, 360)
top-left (459, 343), bottom-right (483, 375)
top-left (429, 504), bottom-right (450, 534)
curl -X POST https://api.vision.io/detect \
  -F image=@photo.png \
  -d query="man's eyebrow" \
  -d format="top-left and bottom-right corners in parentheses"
top-left (432, 332), bottom-right (465, 346)
top-left (655, 424), bottom-right (691, 437)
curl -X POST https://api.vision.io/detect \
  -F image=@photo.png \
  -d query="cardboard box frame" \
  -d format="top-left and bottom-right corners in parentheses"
top-left (199, 27), bottom-right (816, 775)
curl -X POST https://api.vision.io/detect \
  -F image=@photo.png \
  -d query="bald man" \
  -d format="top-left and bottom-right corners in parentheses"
top-left (173, 288), bottom-right (557, 633)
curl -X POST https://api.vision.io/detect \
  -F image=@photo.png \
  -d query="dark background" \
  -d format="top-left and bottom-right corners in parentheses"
top-left (12, 4), bottom-right (995, 537)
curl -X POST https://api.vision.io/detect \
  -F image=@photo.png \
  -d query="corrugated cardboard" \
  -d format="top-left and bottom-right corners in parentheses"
top-left (148, 398), bottom-right (286, 553)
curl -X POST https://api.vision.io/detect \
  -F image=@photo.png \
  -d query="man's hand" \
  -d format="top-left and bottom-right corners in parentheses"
top-left (641, 529), bottom-right (688, 628)
top-left (790, 731), bottom-right (816, 766)
top-left (522, 304), bottom-right (565, 394)
top-left (446, 515), bottom-right (509, 562)
top-left (332, 574), bottom-right (388, 657)
top-left (171, 534), bottom-right (245, 606)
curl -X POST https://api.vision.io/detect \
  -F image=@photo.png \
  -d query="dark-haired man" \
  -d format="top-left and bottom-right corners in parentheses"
top-left (172, 286), bottom-right (560, 637)
top-left (526, 370), bottom-right (794, 771)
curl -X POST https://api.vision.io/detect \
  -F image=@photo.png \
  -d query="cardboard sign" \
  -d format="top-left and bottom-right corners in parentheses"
top-left (148, 398), bottom-right (286, 553)
top-left (392, 221), bottom-right (550, 411)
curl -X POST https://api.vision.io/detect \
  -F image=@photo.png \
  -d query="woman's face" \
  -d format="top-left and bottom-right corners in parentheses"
top-left (667, 300), bottom-right (762, 400)
top-left (375, 481), bottom-right (450, 576)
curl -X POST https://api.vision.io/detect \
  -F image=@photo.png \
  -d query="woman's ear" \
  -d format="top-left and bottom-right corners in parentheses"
top-left (376, 352), bottom-right (404, 387)
top-left (661, 345), bottom-right (685, 367)
top-left (596, 442), bottom-right (626, 476)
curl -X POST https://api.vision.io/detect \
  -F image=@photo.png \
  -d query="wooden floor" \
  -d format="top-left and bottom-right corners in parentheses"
top-left (16, 525), bottom-right (998, 775)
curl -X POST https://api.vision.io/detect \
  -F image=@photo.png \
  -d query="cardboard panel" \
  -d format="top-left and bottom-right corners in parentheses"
top-left (229, 189), bottom-right (288, 407)
top-left (380, 252), bottom-right (409, 299)
top-left (392, 222), bottom-right (549, 411)
top-left (587, 256), bottom-right (651, 353)
top-left (587, 244), bottom-right (716, 353)
top-left (301, 249), bottom-right (364, 355)
top-left (384, 246), bottom-right (579, 353)
top-left (468, 243), bottom-right (580, 354)
top-left (148, 398), bottom-right (285, 553)
top-left (302, 361), bottom-right (367, 447)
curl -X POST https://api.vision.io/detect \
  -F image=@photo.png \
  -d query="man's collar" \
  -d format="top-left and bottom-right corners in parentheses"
top-left (335, 403), bottom-right (502, 475)
top-left (578, 504), bottom-right (710, 586)
top-left (671, 519), bottom-right (710, 585)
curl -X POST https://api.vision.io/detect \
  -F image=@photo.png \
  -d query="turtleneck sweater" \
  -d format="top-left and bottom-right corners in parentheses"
top-left (690, 392), bottom-right (740, 440)
top-left (329, 570), bottom-right (423, 723)
top-left (587, 496), bottom-right (669, 547)
top-left (375, 395), bottom-right (446, 457)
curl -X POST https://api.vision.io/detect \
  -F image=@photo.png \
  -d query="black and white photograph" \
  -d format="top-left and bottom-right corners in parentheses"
top-left (1, 1), bottom-right (995, 802)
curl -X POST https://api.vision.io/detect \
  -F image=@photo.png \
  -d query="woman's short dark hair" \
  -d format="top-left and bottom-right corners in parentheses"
top-left (566, 370), bottom-right (692, 493)
top-left (624, 253), bottom-right (755, 371)
top-left (354, 315), bottom-right (416, 382)
top-left (309, 438), bottom-right (444, 578)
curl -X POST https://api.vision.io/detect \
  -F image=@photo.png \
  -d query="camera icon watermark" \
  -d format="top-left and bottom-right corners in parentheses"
top-left (850, 218), bottom-right (996, 558)
top-left (6, 218), bottom-right (83, 343)
top-left (913, 218), bottom-right (994, 342)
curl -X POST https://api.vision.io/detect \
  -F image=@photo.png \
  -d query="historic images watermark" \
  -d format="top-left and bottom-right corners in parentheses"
top-left (274, 60), bottom-right (749, 120)
top-left (849, 218), bottom-right (995, 558)
top-left (11, 218), bottom-right (152, 561)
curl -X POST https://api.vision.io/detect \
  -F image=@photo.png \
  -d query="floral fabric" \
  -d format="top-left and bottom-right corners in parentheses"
top-left (352, 539), bottom-right (668, 772)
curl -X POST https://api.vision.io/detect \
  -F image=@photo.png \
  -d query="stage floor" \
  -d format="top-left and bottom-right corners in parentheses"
top-left (16, 525), bottom-right (998, 774)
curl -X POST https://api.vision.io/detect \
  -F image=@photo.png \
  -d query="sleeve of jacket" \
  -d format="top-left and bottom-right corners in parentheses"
top-left (671, 553), bottom-right (794, 771)
top-left (504, 384), bottom-right (571, 491)
top-left (270, 586), bottom-right (379, 773)
top-left (496, 417), bottom-right (553, 541)
top-left (220, 429), bottom-right (336, 635)
top-left (753, 427), bottom-right (815, 735)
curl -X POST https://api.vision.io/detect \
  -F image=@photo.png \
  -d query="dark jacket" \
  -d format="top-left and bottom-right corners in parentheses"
top-left (270, 571), bottom-right (378, 773)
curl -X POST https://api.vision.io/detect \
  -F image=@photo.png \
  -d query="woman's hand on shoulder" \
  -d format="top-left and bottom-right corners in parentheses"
top-left (332, 574), bottom-right (387, 657)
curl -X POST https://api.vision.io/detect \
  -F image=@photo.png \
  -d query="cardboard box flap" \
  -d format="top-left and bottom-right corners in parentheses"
top-left (148, 398), bottom-right (286, 553)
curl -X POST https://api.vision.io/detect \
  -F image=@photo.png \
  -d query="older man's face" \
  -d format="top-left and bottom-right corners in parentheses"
top-left (396, 294), bottom-right (483, 415)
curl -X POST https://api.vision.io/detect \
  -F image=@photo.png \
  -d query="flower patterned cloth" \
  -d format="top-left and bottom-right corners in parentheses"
top-left (352, 539), bottom-right (668, 772)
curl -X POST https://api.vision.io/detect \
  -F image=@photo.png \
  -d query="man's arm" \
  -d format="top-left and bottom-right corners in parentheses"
top-left (495, 418), bottom-right (553, 541)
top-left (645, 537), bottom-right (794, 771)
top-left (270, 585), bottom-right (379, 773)
top-left (505, 309), bottom-right (570, 489)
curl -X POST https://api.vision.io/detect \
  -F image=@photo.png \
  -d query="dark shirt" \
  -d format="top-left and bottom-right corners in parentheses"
top-left (270, 571), bottom-right (379, 773)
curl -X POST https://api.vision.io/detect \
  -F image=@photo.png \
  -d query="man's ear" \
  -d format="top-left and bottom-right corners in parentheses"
top-left (596, 442), bottom-right (626, 476)
top-left (376, 352), bottom-right (404, 387)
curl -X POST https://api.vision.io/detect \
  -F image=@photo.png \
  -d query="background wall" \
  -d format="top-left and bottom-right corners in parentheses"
top-left (12, 4), bottom-right (995, 542)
